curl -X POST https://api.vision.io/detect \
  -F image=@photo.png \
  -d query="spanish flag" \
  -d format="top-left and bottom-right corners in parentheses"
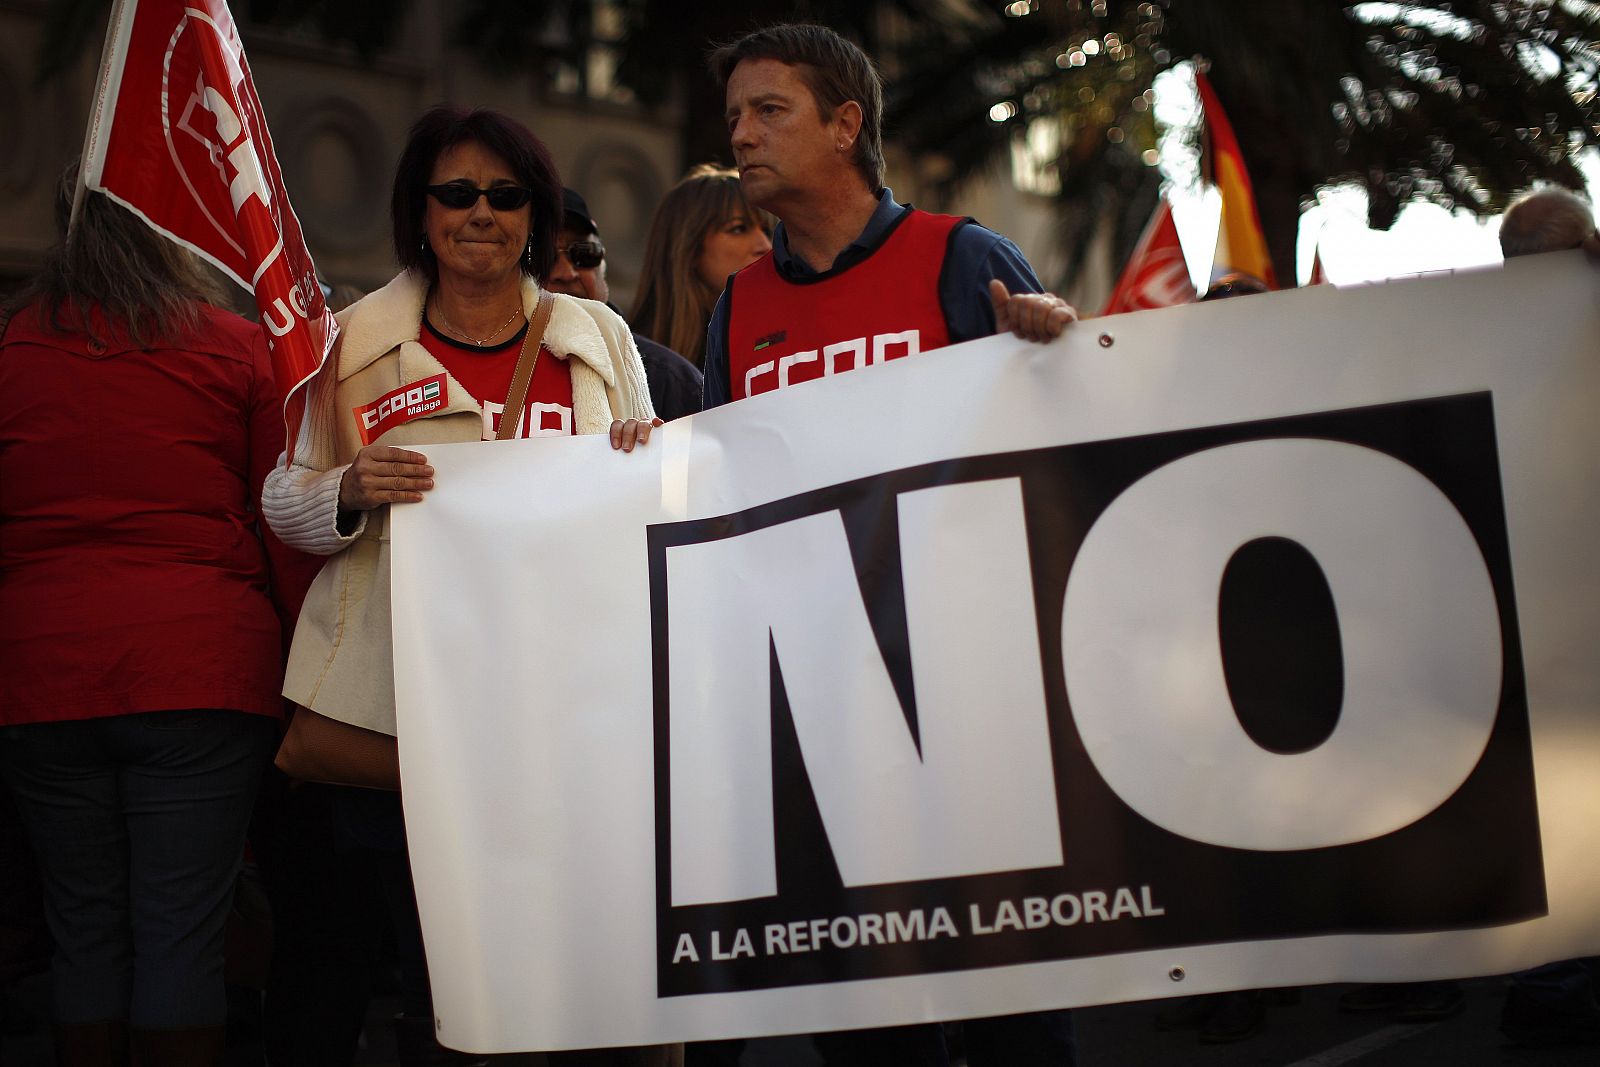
top-left (1196, 71), bottom-right (1278, 289)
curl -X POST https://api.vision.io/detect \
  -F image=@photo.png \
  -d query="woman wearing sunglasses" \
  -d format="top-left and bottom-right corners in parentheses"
top-left (260, 106), bottom-right (669, 1066)
top-left (630, 164), bottom-right (772, 369)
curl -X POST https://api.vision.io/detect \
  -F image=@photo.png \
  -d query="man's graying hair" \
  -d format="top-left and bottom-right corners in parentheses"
top-left (710, 24), bottom-right (886, 193)
top-left (1499, 187), bottom-right (1596, 258)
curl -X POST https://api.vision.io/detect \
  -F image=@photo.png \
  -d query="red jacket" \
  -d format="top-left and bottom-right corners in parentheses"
top-left (0, 301), bottom-right (318, 725)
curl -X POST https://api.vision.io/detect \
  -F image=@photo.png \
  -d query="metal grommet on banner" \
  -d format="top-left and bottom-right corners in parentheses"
top-left (1098, 333), bottom-right (1115, 348)
top-left (1168, 966), bottom-right (1186, 982)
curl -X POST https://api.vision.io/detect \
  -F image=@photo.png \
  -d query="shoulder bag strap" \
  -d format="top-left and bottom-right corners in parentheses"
top-left (496, 289), bottom-right (556, 442)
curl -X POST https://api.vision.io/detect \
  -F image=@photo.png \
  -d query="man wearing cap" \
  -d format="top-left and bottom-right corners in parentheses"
top-left (549, 188), bottom-right (704, 421)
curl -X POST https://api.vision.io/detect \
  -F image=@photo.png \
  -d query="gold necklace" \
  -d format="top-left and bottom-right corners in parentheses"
top-left (432, 300), bottom-right (524, 346)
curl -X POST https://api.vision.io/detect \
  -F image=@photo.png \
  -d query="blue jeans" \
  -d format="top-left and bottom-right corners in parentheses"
top-left (0, 709), bottom-right (275, 1028)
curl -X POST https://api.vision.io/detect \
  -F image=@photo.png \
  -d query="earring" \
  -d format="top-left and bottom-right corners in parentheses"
top-left (525, 238), bottom-right (534, 272)
top-left (419, 235), bottom-right (428, 254)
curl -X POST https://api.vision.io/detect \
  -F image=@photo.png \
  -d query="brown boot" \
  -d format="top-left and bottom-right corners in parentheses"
top-left (129, 1026), bottom-right (225, 1067)
top-left (52, 1021), bottom-right (130, 1067)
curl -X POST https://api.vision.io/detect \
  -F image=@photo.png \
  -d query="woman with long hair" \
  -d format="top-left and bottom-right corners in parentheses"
top-left (0, 169), bottom-right (314, 1066)
top-left (630, 164), bottom-right (772, 368)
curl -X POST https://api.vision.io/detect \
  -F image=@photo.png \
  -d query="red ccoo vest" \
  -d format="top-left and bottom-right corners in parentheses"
top-left (726, 208), bottom-right (965, 401)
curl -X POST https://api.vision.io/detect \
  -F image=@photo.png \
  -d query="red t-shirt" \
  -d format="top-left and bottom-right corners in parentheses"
top-left (421, 317), bottom-right (574, 440)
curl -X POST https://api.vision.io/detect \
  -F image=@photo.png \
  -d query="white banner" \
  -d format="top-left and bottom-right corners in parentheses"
top-left (391, 251), bottom-right (1600, 1053)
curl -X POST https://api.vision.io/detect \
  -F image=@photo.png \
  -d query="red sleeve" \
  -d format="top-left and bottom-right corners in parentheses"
top-left (247, 329), bottom-right (323, 646)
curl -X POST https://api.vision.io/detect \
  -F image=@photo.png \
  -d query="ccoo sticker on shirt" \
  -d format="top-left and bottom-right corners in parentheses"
top-left (353, 374), bottom-right (448, 445)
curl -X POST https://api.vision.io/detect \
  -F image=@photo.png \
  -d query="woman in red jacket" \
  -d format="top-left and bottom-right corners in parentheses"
top-left (0, 176), bottom-right (312, 1066)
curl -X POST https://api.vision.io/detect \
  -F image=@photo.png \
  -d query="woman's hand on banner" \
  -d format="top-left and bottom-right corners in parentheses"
top-left (611, 417), bottom-right (665, 453)
top-left (339, 445), bottom-right (434, 509)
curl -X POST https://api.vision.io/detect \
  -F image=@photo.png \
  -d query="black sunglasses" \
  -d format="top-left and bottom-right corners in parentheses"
top-left (426, 183), bottom-right (534, 211)
top-left (559, 241), bottom-right (605, 270)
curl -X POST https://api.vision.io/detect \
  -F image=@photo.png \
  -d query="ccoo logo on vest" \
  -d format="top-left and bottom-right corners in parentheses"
top-left (646, 393), bottom-right (1542, 997)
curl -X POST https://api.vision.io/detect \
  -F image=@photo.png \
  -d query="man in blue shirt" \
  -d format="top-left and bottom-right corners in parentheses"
top-left (702, 23), bottom-right (1076, 410)
top-left (690, 22), bottom-right (1080, 1067)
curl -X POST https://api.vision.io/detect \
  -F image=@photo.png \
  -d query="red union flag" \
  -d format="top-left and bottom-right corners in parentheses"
top-left (1101, 199), bottom-right (1196, 316)
top-left (77, 0), bottom-right (335, 453)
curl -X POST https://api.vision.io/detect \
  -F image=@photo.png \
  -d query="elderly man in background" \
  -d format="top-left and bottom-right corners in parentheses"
top-left (1499, 187), bottom-right (1600, 258)
top-left (548, 188), bottom-right (704, 420)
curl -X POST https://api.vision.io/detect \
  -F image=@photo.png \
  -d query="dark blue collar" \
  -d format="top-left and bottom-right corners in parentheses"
top-left (771, 188), bottom-right (905, 280)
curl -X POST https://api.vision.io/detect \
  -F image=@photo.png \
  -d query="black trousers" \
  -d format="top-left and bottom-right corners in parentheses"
top-left (0, 709), bottom-right (274, 1028)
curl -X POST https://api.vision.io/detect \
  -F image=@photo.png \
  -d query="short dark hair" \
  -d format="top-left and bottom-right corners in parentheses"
top-left (391, 106), bottom-right (563, 283)
top-left (709, 24), bottom-right (885, 192)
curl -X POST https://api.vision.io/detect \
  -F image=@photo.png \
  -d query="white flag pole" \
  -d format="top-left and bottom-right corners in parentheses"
top-left (69, 0), bottom-right (139, 242)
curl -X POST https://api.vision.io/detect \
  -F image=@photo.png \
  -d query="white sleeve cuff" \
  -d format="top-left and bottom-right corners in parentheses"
top-left (262, 457), bottom-right (368, 554)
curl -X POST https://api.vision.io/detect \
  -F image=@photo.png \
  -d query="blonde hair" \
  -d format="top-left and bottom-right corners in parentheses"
top-left (629, 164), bottom-right (771, 368)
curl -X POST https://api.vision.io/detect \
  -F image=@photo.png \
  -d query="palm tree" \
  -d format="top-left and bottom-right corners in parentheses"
top-left (884, 0), bottom-right (1600, 284)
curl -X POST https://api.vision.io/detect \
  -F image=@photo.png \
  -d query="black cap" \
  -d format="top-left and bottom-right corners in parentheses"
top-left (1201, 272), bottom-right (1270, 302)
top-left (563, 187), bottom-right (598, 236)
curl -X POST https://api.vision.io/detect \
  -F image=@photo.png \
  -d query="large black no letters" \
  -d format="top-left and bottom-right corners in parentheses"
top-left (646, 392), bottom-right (1542, 997)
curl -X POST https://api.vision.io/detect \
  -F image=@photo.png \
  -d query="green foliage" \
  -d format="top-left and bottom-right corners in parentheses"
top-left (886, 1), bottom-right (1599, 282)
top-left (882, 2), bottom-right (1172, 285)
top-left (1168, 0), bottom-right (1599, 222)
